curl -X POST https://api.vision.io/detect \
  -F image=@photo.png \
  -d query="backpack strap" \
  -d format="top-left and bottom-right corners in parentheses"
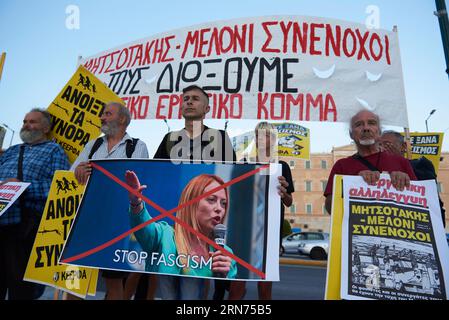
top-left (352, 154), bottom-right (380, 172)
top-left (126, 138), bottom-right (139, 158)
top-left (165, 132), bottom-right (178, 158)
top-left (88, 138), bottom-right (104, 160)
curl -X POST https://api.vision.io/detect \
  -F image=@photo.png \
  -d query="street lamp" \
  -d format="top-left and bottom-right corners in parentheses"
top-left (425, 109), bottom-right (437, 132)
top-left (1, 123), bottom-right (15, 147)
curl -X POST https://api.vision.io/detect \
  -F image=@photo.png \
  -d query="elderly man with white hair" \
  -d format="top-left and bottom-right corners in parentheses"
top-left (323, 110), bottom-right (417, 214)
top-left (71, 101), bottom-right (149, 300)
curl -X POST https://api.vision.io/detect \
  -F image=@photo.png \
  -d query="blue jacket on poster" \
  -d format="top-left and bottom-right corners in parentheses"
top-left (129, 204), bottom-right (237, 278)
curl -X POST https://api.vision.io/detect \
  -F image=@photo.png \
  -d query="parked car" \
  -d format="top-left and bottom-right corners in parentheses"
top-left (297, 232), bottom-right (329, 260)
top-left (281, 232), bottom-right (329, 259)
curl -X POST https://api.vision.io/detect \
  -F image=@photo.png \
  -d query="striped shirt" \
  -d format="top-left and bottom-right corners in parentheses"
top-left (0, 141), bottom-right (70, 225)
top-left (70, 133), bottom-right (149, 170)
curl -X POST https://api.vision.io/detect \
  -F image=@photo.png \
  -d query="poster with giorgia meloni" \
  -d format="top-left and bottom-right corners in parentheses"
top-left (59, 159), bottom-right (282, 281)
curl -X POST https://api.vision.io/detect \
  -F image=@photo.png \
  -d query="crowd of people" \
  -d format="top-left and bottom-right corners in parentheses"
top-left (0, 85), bottom-right (445, 300)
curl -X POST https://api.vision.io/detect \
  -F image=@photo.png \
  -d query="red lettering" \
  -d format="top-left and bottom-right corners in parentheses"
top-left (385, 35), bottom-right (391, 65)
top-left (105, 51), bottom-right (119, 73)
top-left (292, 22), bottom-right (308, 54)
top-left (208, 28), bottom-right (221, 56)
top-left (310, 23), bottom-right (324, 55)
top-left (369, 33), bottom-right (383, 61)
top-left (156, 95), bottom-right (169, 119)
top-left (168, 94), bottom-right (182, 119)
top-left (161, 36), bottom-right (175, 62)
top-left (143, 40), bottom-right (156, 65)
top-left (233, 25), bottom-right (247, 54)
top-left (287, 94), bottom-right (304, 120)
top-left (248, 23), bottom-right (254, 54)
top-left (279, 21), bottom-right (293, 53)
top-left (217, 94), bottom-right (229, 118)
top-left (355, 29), bottom-right (370, 61)
top-left (270, 94), bottom-right (285, 120)
top-left (153, 39), bottom-right (163, 64)
top-left (325, 24), bottom-right (341, 57)
top-left (343, 29), bottom-right (357, 57)
top-left (116, 48), bottom-right (129, 70)
top-left (306, 94), bottom-right (323, 121)
top-left (324, 94), bottom-right (337, 121)
top-left (89, 57), bottom-right (100, 75)
top-left (198, 28), bottom-right (211, 58)
top-left (219, 26), bottom-right (235, 54)
top-left (261, 21), bottom-right (280, 53)
top-left (125, 96), bottom-right (149, 119)
top-left (181, 30), bottom-right (199, 59)
top-left (229, 94), bottom-right (242, 119)
top-left (127, 45), bottom-right (143, 68)
top-left (257, 93), bottom-right (269, 119)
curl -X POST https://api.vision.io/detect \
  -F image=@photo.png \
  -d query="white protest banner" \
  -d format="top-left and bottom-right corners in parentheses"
top-left (0, 181), bottom-right (30, 217)
top-left (341, 174), bottom-right (449, 300)
top-left (80, 16), bottom-right (408, 126)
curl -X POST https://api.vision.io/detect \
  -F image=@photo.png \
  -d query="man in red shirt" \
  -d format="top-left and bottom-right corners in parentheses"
top-left (324, 110), bottom-right (417, 213)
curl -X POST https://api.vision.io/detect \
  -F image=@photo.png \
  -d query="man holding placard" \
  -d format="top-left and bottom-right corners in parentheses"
top-left (0, 109), bottom-right (70, 300)
top-left (324, 110), bottom-right (416, 214)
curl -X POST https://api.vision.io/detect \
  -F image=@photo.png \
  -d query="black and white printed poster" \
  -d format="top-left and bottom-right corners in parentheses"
top-left (341, 174), bottom-right (449, 300)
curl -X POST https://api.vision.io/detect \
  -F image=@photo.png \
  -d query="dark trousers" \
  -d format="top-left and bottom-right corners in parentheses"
top-left (0, 219), bottom-right (44, 300)
top-left (213, 280), bottom-right (230, 300)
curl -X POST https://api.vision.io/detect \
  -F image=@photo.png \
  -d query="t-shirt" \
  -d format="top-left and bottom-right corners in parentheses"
top-left (324, 151), bottom-right (417, 196)
top-left (154, 126), bottom-right (236, 162)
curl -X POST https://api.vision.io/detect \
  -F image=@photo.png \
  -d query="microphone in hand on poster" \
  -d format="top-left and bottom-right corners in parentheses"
top-left (213, 223), bottom-right (227, 278)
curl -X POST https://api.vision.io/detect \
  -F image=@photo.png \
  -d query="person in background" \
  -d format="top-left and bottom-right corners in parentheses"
top-left (380, 130), bottom-right (446, 226)
top-left (228, 121), bottom-right (294, 300)
top-left (71, 101), bottom-right (149, 300)
top-left (0, 108), bottom-right (70, 299)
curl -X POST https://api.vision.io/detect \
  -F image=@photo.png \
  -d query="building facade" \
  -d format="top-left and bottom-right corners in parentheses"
top-left (282, 146), bottom-right (449, 233)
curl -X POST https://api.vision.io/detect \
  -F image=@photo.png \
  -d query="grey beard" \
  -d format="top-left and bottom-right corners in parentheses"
top-left (20, 129), bottom-right (45, 144)
top-left (101, 122), bottom-right (119, 136)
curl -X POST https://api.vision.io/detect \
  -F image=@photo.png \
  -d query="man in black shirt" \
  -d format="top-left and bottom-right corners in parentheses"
top-left (154, 85), bottom-right (236, 163)
top-left (380, 130), bottom-right (446, 226)
top-left (146, 85), bottom-right (236, 300)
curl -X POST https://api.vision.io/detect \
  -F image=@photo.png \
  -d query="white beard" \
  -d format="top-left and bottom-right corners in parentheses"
top-left (359, 139), bottom-right (376, 146)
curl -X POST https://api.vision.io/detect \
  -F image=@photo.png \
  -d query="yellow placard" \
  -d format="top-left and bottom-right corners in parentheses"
top-left (231, 131), bottom-right (256, 161)
top-left (231, 123), bottom-right (310, 160)
top-left (24, 170), bottom-right (99, 298)
top-left (47, 65), bottom-right (123, 164)
top-left (404, 132), bottom-right (444, 174)
top-left (275, 123), bottom-right (310, 159)
top-left (325, 175), bottom-right (344, 300)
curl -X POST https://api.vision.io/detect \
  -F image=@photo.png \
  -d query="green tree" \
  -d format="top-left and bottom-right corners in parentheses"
top-left (282, 219), bottom-right (292, 238)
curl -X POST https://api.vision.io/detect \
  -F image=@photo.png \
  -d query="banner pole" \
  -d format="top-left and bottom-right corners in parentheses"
top-left (0, 52), bottom-right (6, 82)
top-left (404, 127), bottom-right (412, 159)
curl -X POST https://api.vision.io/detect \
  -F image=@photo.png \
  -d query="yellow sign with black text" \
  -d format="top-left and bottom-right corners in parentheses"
top-left (275, 123), bottom-right (310, 159)
top-left (404, 132), bottom-right (444, 174)
top-left (24, 170), bottom-right (98, 298)
top-left (47, 65), bottom-right (123, 163)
